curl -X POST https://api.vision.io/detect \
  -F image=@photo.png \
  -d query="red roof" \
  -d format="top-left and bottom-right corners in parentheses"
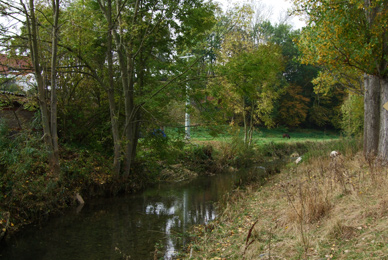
top-left (0, 54), bottom-right (32, 76)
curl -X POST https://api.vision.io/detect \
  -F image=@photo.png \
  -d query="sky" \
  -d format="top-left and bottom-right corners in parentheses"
top-left (213, 0), bottom-right (306, 30)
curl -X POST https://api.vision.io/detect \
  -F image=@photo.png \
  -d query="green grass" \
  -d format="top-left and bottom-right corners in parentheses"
top-left (165, 125), bottom-right (340, 144)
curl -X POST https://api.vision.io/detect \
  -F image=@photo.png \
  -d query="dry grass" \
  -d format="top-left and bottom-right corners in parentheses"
top-left (180, 151), bottom-right (388, 260)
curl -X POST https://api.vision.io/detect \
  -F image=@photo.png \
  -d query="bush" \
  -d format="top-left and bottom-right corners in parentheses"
top-left (341, 94), bottom-right (364, 136)
top-left (0, 120), bottom-right (70, 223)
top-left (136, 127), bottom-right (187, 178)
top-left (0, 120), bottom-right (49, 177)
top-left (216, 127), bottom-right (256, 168)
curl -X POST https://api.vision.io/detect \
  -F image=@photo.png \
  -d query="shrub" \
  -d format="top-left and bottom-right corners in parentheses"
top-left (216, 127), bottom-right (256, 168)
top-left (341, 94), bottom-right (364, 136)
top-left (0, 120), bottom-right (70, 223)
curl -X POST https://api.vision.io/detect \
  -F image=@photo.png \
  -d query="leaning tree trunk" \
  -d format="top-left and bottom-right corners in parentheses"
top-left (378, 78), bottom-right (388, 160)
top-left (363, 74), bottom-right (380, 157)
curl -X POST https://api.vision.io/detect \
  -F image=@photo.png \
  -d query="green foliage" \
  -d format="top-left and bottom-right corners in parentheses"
top-left (60, 147), bottom-right (112, 189)
top-left (296, 0), bottom-right (388, 78)
top-left (341, 94), bottom-right (364, 136)
top-left (0, 97), bottom-right (9, 107)
top-left (217, 127), bottom-right (255, 168)
top-left (58, 98), bottom-right (113, 153)
top-left (213, 43), bottom-right (284, 143)
top-left (312, 68), bottom-right (364, 97)
top-left (181, 144), bottom-right (217, 174)
top-left (0, 119), bottom-right (116, 223)
top-left (140, 129), bottom-right (171, 161)
top-left (308, 104), bottom-right (331, 127)
top-left (23, 98), bottom-right (39, 111)
top-left (0, 120), bottom-right (67, 221)
top-left (0, 81), bottom-right (24, 94)
top-left (137, 128), bottom-right (186, 176)
top-left (306, 87), bottom-right (346, 129)
top-left (0, 121), bottom-right (48, 177)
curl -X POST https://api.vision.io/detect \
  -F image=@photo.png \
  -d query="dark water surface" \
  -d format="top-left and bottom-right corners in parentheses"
top-left (0, 170), bottom-right (250, 260)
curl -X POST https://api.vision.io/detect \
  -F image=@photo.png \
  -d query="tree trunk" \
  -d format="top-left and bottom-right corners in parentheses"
top-left (248, 105), bottom-right (254, 146)
top-left (243, 100), bottom-right (248, 144)
top-left (96, 0), bottom-right (123, 175)
top-left (27, 0), bottom-right (58, 175)
top-left (378, 78), bottom-right (388, 160)
top-left (50, 0), bottom-right (60, 175)
top-left (131, 114), bottom-right (140, 161)
top-left (123, 54), bottom-right (135, 177)
top-left (122, 0), bottom-right (141, 177)
top-left (363, 74), bottom-right (380, 157)
top-left (106, 0), bottom-right (121, 175)
top-left (100, 0), bottom-right (141, 176)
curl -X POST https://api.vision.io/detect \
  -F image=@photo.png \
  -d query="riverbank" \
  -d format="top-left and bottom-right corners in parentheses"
top-left (178, 138), bottom-right (388, 259)
top-left (0, 141), bottom-right (216, 242)
top-left (0, 127), bottom-right (341, 245)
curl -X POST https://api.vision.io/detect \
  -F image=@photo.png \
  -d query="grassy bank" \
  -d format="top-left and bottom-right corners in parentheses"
top-left (176, 136), bottom-right (388, 259)
top-left (168, 126), bottom-right (339, 144)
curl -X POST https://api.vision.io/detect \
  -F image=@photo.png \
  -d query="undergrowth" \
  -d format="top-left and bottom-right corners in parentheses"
top-left (0, 120), bottom-right (343, 248)
top-left (0, 122), bottom-right (241, 239)
top-left (0, 122), bottom-right (68, 230)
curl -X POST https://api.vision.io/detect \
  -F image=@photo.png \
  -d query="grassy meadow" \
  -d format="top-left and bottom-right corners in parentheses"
top-left (184, 126), bottom-right (343, 166)
top-left (164, 126), bottom-right (340, 151)
top-left (186, 126), bottom-right (338, 143)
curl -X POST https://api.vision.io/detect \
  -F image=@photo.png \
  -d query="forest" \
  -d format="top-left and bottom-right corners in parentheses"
top-left (0, 0), bottom-right (387, 258)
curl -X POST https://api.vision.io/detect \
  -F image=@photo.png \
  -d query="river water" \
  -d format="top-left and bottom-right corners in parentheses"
top-left (0, 168), bottom-right (258, 260)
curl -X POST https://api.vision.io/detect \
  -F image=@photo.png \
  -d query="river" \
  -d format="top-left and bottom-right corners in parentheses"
top-left (0, 167), bottom-right (263, 260)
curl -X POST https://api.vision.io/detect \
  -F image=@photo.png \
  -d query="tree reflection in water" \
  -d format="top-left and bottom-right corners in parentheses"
top-left (0, 169), bottom-right (250, 260)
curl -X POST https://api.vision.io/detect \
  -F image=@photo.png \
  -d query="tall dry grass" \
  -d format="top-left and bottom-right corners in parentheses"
top-left (183, 137), bottom-right (388, 260)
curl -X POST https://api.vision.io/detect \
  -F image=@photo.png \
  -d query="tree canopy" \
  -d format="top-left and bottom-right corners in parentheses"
top-left (0, 0), bottom-right (361, 176)
top-left (294, 0), bottom-right (388, 160)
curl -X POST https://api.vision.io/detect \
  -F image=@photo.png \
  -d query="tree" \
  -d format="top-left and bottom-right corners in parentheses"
top-left (220, 45), bottom-right (284, 145)
top-left (210, 5), bottom-right (284, 145)
top-left (1, 0), bottom-right (216, 177)
top-left (61, 0), bottom-right (216, 176)
top-left (294, 0), bottom-right (388, 159)
top-left (341, 93), bottom-right (364, 136)
top-left (312, 68), bottom-right (364, 97)
top-left (253, 21), bottom-right (326, 129)
top-left (311, 67), bottom-right (364, 131)
top-left (10, 0), bottom-right (62, 176)
top-left (277, 85), bottom-right (310, 127)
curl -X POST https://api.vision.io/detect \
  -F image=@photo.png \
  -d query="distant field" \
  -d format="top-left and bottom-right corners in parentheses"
top-left (165, 126), bottom-right (340, 144)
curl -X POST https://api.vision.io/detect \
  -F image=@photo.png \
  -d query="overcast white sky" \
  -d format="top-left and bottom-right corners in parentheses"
top-left (213, 0), bottom-right (306, 30)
